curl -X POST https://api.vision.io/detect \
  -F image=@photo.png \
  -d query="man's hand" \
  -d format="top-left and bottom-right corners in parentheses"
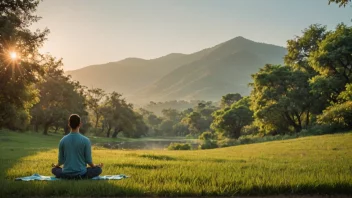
top-left (96, 163), bottom-right (104, 168)
top-left (51, 163), bottom-right (61, 168)
top-left (88, 162), bottom-right (104, 168)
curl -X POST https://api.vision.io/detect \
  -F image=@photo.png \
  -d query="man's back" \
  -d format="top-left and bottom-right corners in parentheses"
top-left (59, 133), bottom-right (92, 176)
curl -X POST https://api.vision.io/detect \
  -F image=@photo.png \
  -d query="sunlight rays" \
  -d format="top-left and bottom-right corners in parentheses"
top-left (0, 46), bottom-right (23, 79)
top-left (10, 51), bottom-right (18, 60)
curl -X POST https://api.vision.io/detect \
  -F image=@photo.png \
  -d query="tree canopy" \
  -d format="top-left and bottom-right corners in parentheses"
top-left (328, 0), bottom-right (351, 7)
top-left (0, 0), bottom-right (47, 129)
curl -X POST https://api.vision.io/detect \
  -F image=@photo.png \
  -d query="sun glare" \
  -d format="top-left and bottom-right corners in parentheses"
top-left (10, 52), bottom-right (17, 60)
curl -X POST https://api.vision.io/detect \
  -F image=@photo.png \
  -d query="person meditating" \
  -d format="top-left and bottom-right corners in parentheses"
top-left (52, 114), bottom-right (103, 179)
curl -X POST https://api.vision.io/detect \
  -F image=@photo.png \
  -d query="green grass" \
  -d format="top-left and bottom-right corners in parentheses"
top-left (0, 130), bottom-right (351, 197)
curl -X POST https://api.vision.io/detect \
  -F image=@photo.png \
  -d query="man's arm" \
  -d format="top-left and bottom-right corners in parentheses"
top-left (85, 140), bottom-right (94, 167)
top-left (85, 140), bottom-right (103, 168)
top-left (52, 140), bottom-right (65, 168)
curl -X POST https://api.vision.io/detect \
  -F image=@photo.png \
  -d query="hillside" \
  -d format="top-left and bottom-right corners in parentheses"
top-left (1, 131), bottom-right (351, 196)
top-left (67, 37), bottom-right (286, 103)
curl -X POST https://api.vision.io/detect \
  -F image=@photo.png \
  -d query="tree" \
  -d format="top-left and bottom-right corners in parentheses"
top-left (328, 0), bottom-right (351, 7)
top-left (161, 108), bottom-right (180, 122)
top-left (285, 24), bottom-right (328, 73)
top-left (285, 24), bottom-right (352, 104)
top-left (211, 100), bottom-right (253, 139)
top-left (250, 65), bottom-right (316, 133)
top-left (318, 83), bottom-right (352, 129)
top-left (159, 120), bottom-right (174, 136)
top-left (31, 56), bottom-right (87, 135)
top-left (86, 88), bottom-right (105, 128)
top-left (309, 24), bottom-right (352, 95)
top-left (138, 108), bottom-right (162, 135)
top-left (0, 0), bottom-right (48, 129)
top-left (220, 93), bottom-right (242, 108)
top-left (101, 92), bottom-right (147, 138)
top-left (172, 122), bottom-right (189, 136)
top-left (182, 112), bottom-right (206, 134)
top-left (318, 101), bottom-right (352, 129)
top-left (100, 104), bottom-right (114, 137)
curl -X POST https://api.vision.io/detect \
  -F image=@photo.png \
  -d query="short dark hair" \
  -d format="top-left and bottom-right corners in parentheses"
top-left (69, 114), bottom-right (81, 129)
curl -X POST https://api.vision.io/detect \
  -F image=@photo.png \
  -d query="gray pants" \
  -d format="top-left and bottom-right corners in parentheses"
top-left (52, 167), bottom-right (102, 179)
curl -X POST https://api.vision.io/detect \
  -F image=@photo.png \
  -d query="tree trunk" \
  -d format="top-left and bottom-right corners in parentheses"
top-left (43, 124), bottom-right (50, 135)
top-left (294, 112), bottom-right (302, 133)
top-left (284, 112), bottom-right (301, 133)
top-left (230, 127), bottom-right (241, 139)
top-left (112, 127), bottom-right (122, 138)
top-left (293, 125), bottom-right (302, 133)
top-left (100, 122), bottom-right (105, 134)
top-left (35, 123), bottom-right (39, 133)
top-left (305, 111), bottom-right (310, 127)
top-left (95, 115), bottom-right (99, 129)
top-left (106, 127), bottom-right (111, 138)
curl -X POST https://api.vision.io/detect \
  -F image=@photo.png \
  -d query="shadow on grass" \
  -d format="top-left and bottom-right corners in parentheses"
top-left (110, 163), bottom-right (165, 170)
top-left (0, 131), bottom-right (60, 178)
top-left (139, 154), bottom-right (176, 161)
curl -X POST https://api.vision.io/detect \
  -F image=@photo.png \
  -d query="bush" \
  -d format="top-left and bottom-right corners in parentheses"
top-left (241, 124), bottom-right (259, 135)
top-left (318, 101), bottom-right (352, 129)
top-left (185, 134), bottom-right (197, 139)
top-left (299, 125), bottom-right (338, 136)
top-left (199, 140), bottom-right (218, 149)
top-left (167, 143), bottom-right (192, 150)
top-left (217, 138), bottom-right (239, 148)
top-left (238, 137), bottom-right (253, 144)
top-left (214, 124), bottom-right (348, 149)
top-left (199, 131), bottom-right (215, 140)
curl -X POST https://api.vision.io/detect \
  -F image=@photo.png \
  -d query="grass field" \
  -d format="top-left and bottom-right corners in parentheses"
top-left (0, 130), bottom-right (351, 197)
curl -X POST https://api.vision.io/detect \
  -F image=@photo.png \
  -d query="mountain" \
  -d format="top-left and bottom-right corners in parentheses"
top-left (66, 49), bottom-right (213, 97)
top-left (66, 36), bottom-right (287, 103)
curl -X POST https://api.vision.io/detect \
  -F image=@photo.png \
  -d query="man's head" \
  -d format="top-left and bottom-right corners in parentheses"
top-left (68, 114), bottom-right (81, 130)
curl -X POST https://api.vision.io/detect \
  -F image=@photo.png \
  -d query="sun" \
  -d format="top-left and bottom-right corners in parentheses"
top-left (10, 52), bottom-right (17, 60)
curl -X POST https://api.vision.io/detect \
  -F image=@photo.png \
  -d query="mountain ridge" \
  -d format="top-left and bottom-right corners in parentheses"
top-left (66, 36), bottom-right (287, 103)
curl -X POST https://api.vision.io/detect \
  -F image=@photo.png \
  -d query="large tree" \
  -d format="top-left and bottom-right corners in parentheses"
top-left (285, 24), bottom-right (328, 73)
top-left (86, 88), bottom-right (105, 128)
top-left (250, 65), bottom-right (316, 133)
top-left (101, 92), bottom-right (147, 138)
top-left (220, 93), bottom-right (242, 108)
top-left (138, 108), bottom-right (162, 135)
top-left (310, 24), bottom-right (352, 88)
top-left (211, 98), bottom-right (253, 139)
top-left (31, 56), bottom-right (87, 135)
top-left (0, 0), bottom-right (48, 129)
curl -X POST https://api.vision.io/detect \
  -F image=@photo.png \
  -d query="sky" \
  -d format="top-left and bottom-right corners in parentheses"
top-left (30, 0), bottom-right (352, 71)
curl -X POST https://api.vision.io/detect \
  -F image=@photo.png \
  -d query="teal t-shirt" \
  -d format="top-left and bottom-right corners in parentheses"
top-left (58, 132), bottom-right (92, 176)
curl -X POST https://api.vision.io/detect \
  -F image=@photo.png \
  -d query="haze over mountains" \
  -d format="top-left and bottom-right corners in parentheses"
top-left (66, 37), bottom-right (287, 103)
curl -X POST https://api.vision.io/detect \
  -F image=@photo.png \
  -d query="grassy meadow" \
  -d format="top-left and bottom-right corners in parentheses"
top-left (0, 130), bottom-right (351, 197)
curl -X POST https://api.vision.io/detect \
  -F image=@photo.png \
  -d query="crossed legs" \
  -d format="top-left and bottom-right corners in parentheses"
top-left (52, 167), bottom-right (102, 179)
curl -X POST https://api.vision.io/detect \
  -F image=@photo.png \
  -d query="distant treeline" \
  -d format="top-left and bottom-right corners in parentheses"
top-left (142, 100), bottom-right (220, 116)
top-left (1, 0), bottom-right (351, 140)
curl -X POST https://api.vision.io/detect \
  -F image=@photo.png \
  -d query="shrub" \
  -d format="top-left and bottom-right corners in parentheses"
top-left (199, 140), bottom-right (218, 149)
top-left (318, 101), bottom-right (352, 129)
top-left (241, 124), bottom-right (259, 135)
top-left (300, 125), bottom-right (338, 136)
top-left (198, 131), bottom-right (215, 140)
top-left (217, 138), bottom-right (239, 148)
top-left (238, 137), bottom-right (253, 144)
top-left (167, 143), bottom-right (192, 150)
